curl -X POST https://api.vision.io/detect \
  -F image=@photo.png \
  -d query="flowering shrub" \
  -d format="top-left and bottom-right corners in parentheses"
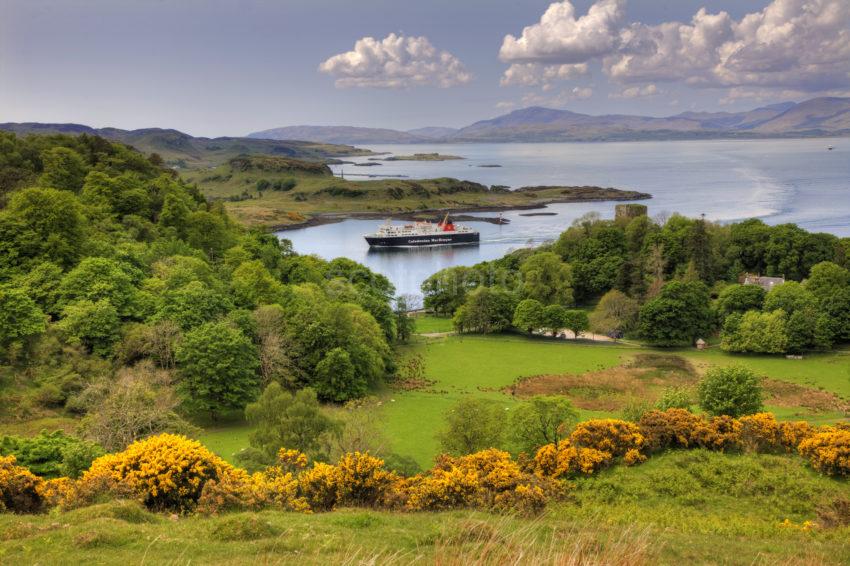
top-left (570, 419), bottom-right (645, 458)
top-left (692, 415), bottom-right (743, 452)
top-left (298, 462), bottom-right (341, 511)
top-left (406, 465), bottom-right (481, 511)
top-left (739, 413), bottom-right (782, 453)
top-left (0, 455), bottom-right (45, 513)
top-left (780, 421), bottom-right (816, 452)
top-left (534, 440), bottom-right (611, 478)
top-left (798, 430), bottom-right (850, 476)
top-left (492, 483), bottom-right (547, 516)
top-left (639, 409), bottom-right (705, 452)
top-left (335, 452), bottom-right (398, 507)
top-left (81, 434), bottom-right (233, 512)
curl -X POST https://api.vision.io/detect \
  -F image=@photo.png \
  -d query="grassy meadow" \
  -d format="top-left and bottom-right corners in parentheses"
top-left (193, 323), bottom-right (849, 469)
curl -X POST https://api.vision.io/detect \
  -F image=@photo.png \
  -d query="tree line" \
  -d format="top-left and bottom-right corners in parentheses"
top-left (422, 210), bottom-right (850, 350)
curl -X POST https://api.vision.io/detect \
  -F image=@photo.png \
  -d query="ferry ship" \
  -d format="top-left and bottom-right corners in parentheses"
top-left (364, 214), bottom-right (479, 247)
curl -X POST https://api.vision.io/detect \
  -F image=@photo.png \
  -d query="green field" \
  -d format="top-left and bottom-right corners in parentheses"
top-left (2, 450), bottom-right (848, 565)
top-left (412, 315), bottom-right (454, 334)
top-left (190, 335), bottom-right (850, 469)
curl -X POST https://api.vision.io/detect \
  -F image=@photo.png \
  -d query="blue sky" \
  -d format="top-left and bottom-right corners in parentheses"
top-left (2, 0), bottom-right (848, 136)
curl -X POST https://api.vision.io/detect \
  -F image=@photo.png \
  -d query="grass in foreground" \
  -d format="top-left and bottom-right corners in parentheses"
top-left (1, 451), bottom-right (848, 565)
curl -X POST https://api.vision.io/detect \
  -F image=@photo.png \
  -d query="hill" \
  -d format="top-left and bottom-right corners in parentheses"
top-left (246, 97), bottom-right (850, 144)
top-left (0, 123), bottom-right (372, 168)
top-left (247, 125), bottom-right (430, 144)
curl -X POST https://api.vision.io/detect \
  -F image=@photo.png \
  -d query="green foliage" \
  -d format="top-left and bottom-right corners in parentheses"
top-left (153, 281), bottom-right (233, 330)
top-left (58, 257), bottom-right (139, 317)
top-left (541, 304), bottom-right (568, 336)
top-left (763, 282), bottom-right (817, 316)
top-left (453, 286), bottom-right (517, 334)
top-left (509, 396), bottom-right (578, 454)
top-left (39, 147), bottom-right (88, 192)
top-left (230, 260), bottom-right (285, 309)
top-left (437, 398), bottom-right (505, 456)
top-left (654, 387), bottom-right (692, 411)
top-left (240, 383), bottom-right (338, 468)
top-left (58, 299), bottom-right (121, 356)
top-left (512, 299), bottom-right (544, 334)
top-left (393, 297), bottom-right (415, 342)
top-left (589, 289), bottom-right (639, 336)
top-left (421, 265), bottom-right (478, 316)
top-left (716, 284), bottom-right (765, 317)
top-left (0, 430), bottom-right (103, 479)
top-left (803, 261), bottom-right (850, 302)
top-left (640, 281), bottom-right (714, 346)
top-left (314, 347), bottom-right (364, 402)
top-left (721, 310), bottom-right (789, 354)
top-left (698, 366), bottom-right (764, 418)
top-left (2, 186), bottom-right (86, 268)
top-left (562, 310), bottom-right (589, 338)
top-left (0, 286), bottom-right (46, 352)
top-left (176, 321), bottom-right (260, 418)
top-left (519, 252), bottom-right (573, 305)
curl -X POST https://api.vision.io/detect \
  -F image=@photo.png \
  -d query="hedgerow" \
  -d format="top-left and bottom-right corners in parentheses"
top-left (2, 411), bottom-right (849, 517)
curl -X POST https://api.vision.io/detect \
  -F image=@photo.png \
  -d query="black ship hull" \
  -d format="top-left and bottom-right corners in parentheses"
top-left (365, 231), bottom-right (479, 247)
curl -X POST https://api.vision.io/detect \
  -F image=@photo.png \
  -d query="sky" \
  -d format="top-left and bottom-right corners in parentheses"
top-left (2, 0), bottom-right (849, 137)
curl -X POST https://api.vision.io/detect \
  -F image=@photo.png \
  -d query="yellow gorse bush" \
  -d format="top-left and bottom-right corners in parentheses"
top-left (0, 455), bottom-right (45, 513)
top-left (798, 429), bottom-right (850, 476)
top-left (81, 433), bottom-right (234, 512)
top-left (3, 411), bottom-right (850, 517)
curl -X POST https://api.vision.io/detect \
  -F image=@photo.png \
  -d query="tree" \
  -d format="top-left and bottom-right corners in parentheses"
top-left (153, 281), bottom-right (233, 330)
top-left (698, 365), bottom-right (763, 417)
top-left (787, 307), bottom-right (833, 353)
top-left (509, 396), bottom-right (578, 454)
top-left (542, 304), bottom-right (568, 336)
top-left (512, 299), bottom-right (544, 334)
top-left (452, 286), bottom-right (517, 334)
top-left (519, 252), bottom-right (573, 305)
top-left (438, 398), bottom-right (505, 455)
top-left (804, 261), bottom-right (850, 302)
top-left (58, 257), bottom-right (139, 317)
top-left (314, 347), bottom-right (365, 402)
top-left (58, 299), bottom-right (121, 356)
top-left (421, 266), bottom-right (478, 316)
top-left (230, 260), bottom-right (286, 308)
top-left (0, 286), bottom-right (46, 355)
top-left (639, 281), bottom-right (713, 346)
top-left (721, 309), bottom-right (789, 354)
top-left (764, 282), bottom-right (817, 317)
top-left (394, 295), bottom-right (416, 342)
top-left (589, 289), bottom-right (639, 336)
top-left (821, 288), bottom-right (850, 342)
top-left (716, 284), bottom-right (765, 317)
top-left (39, 147), bottom-right (88, 193)
top-left (4, 187), bottom-right (86, 268)
top-left (253, 304), bottom-right (297, 388)
top-left (239, 384), bottom-right (338, 468)
top-left (562, 309), bottom-right (589, 339)
top-left (176, 321), bottom-right (260, 419)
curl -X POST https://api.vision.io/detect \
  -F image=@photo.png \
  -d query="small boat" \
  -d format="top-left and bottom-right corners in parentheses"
top-left (364, 214), bottom-right (479, 247)
top-left (827, 145), bottom-right (834, 150)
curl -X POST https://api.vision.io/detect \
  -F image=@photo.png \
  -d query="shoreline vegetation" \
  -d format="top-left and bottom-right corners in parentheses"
top-left (371, 152), bottom-right (465, 161)
top-left (182, 155), bottom-right (650, 229)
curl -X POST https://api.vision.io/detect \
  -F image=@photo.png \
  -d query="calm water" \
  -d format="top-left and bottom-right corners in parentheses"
top-left (278, 138), bottom-right (850, 297)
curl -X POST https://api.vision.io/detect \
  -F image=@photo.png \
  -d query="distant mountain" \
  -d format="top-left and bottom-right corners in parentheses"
top-left (0, 123), bottom-right (371, 168)
top-left (248, 125), bottom-right (430, 144)
top-left (247, 97), bottom-right (850, 144)
top-left (406, 126), bottom-right (458, 139)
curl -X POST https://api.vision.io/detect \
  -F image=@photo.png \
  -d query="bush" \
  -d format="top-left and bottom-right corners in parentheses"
top-left (798, 429), bottom-right (850, 476)
top-left (298, 462), bottom-right (341, 511)
top-left (335, 452), bottom-right (398, 507)
top-left (739, 413), bottom-right (782, 453)
top-left (533, 440), bottom-right (611, 478)
top-left (654, 387), bottom-right (692, 411)
top-left (81, 433), bottom-right (234, 512)
top-left (0, 455), bottom-right (45, 513)
top-left (569, 419), bottom-right (645, 458)
top-left (638, 409), bottom-right (705, 452)
top-left (437, 398), bottom-right (505, 456)
top-left (697, 365), bottom-right (763, 417)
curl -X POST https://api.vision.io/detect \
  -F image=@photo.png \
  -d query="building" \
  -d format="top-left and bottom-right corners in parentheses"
top-left (740, 273), bottom-right (785, 292)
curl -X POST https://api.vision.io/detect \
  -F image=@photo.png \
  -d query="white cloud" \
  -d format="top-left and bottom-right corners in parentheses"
top-left (500, 0), bottom-right (850, 95)
top-left (611, 84), bottom-right (660, 99)
top-left (501, 63), bottom-right (588, 87)
top-left (499, 0), bottom-right (626, 64)
top-left (319, 33), bottom-right (471, 89)
top-left (519, 86), bottom-right (594, 108)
